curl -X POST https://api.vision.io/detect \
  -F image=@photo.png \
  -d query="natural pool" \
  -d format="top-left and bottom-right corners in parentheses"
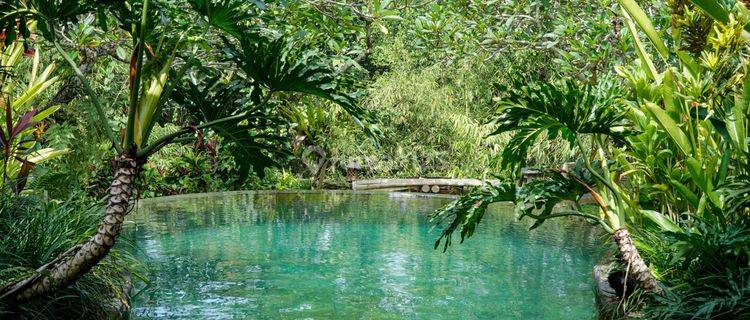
top-left (126, 191), bottom-right (603, 319)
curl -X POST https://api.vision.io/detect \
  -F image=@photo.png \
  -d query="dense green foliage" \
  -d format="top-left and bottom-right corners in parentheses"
top-left (1, 0), bottom-right (373, 315)
top-left (432, 0), bottom-right (750, 318)
top-left (0, 195), bottom-right (140, 319)
top-left (0, 0), bottom-right (748, 318)
top-left (2, 0), bottom-right (630, 199)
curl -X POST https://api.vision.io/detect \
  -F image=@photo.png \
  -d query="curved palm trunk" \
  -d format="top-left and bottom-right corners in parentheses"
top-left (0, 156), bottom-right (139, 302)
top-left (612, 228), bottom-right (663, 295)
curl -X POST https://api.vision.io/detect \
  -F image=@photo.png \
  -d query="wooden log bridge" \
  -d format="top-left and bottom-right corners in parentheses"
top-left (351, 178), bottom-right (500, 194)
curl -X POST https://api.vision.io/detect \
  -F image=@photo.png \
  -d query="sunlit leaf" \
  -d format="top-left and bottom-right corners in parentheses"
top-left (644, 102), bottom-right (693, 157)
top-left (687, 0), bottom-right (729, 23)
top-left (617, 0), bottom-right (669, 61)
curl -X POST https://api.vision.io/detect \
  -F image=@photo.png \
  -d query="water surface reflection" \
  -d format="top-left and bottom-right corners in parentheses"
top-left (126, 191), bottom-right (602, 319)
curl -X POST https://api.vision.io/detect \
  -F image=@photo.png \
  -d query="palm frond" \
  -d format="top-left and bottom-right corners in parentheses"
top-left (431, 182), bottom-right (516, 252)
top-left (226, 35), bottom-right (379, 139)
top-left (490, 79), bottom-right (632, 171)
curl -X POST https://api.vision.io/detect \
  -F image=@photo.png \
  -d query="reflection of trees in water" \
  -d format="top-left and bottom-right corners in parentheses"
top-left (132, 192), bottom-right (435, 233)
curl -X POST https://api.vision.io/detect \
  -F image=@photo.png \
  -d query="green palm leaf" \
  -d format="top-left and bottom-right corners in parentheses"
top-left (226, 35), bottom-right (379, 139)
top-left (491, 79), bottom-right (632, 171)
top-left (171, 77), bottom-right (289, 181)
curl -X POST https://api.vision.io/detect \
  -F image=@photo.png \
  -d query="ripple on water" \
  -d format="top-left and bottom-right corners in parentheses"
top-left (126, 192), bottom-right (603, 319)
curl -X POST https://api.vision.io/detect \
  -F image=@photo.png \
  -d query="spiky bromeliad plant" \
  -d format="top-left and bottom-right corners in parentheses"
top-left (0, 0), bottom-right (375, 302)
top-left (0, 41), bottom-right (67, 195)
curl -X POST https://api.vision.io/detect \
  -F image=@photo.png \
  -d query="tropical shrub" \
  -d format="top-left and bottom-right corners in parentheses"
top-left (643, 209), bottom-right (750, 319)
top-left (0, 41), bottom-right (67, 194)
top-left (432, 0), bottom-right (750, 318)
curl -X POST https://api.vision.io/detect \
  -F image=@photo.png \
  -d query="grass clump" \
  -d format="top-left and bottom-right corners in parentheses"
top-left (0, 194), bottom-right (142, 320)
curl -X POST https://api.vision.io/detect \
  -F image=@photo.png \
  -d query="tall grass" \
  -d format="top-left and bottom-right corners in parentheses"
top-left (0, 194), bottom-right (142, 320)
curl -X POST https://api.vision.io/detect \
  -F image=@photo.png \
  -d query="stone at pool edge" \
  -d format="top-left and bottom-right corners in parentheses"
top-left (593, 263), bottom-right (619, 319)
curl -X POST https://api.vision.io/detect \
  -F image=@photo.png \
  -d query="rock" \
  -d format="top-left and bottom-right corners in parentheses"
top-left (593, 263), bottom-right (619, 318)
top-left (345, 161), bottom-right (363, 182)
top-left (102, 270), bottom-right (133, 320)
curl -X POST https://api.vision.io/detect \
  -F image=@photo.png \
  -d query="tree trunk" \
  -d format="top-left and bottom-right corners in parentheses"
top-left (611, 228), bottom-right (663, 295)
top-left (0, 156), bottom-right (138, 302)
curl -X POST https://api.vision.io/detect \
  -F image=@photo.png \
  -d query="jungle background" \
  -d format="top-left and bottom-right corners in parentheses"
top-left (1, 0), bottom-right (749, 319)
top-left (20, 0), bottom-right (622, 199)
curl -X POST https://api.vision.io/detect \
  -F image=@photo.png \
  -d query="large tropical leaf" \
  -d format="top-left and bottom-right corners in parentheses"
top-left (187, 0), bottom-right (263, 39)
top-left (225, 35), bottom-right (379, 139)
top-left (687, 0), bottom-right (729, 23)
top-left (432, 163), bottom-right (602, 251)
top-left (617, 0), bottom-right (669, 61)
top-left (170, 77), bottom-right (288, 181)
top-left (514, 169), bottom-right (595, 230)
top-left (620, 6), bottom-right (657, 79)
top-left (644, 102), bottom-right (694, 157)
top-left (719, 175), bottom-right (750, 215)
top-left (490, 79), bottom-right (632, 171)
top-left (431, 182), bottom-right (516, 252)
top-left (212, 121), bottom-right (288, 181)
top-left (0, 0), bottom-right (97, 43)
top-left (0, 0), bottom-right (170, 46)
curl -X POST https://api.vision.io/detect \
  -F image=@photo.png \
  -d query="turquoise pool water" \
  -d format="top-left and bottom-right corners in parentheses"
top-left (126, 191), bottom-right (602, 319)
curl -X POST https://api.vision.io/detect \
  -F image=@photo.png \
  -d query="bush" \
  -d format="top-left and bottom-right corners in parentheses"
top-left (0, 195), bottom-right (142, 320)
top-left (642, 213), bottom-right (750, 319)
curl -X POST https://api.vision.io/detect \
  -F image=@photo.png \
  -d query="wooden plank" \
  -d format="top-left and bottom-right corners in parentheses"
top-left (352, 178), bottom-right (500, 191)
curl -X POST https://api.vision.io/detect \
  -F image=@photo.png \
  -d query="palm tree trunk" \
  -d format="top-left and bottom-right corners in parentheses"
top-left (612, 228), bottom-right (663, 295)
top-left (0, 156), bottom-right (138, 302)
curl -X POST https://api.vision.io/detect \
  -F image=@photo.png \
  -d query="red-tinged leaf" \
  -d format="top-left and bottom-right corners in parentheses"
top-left (0, 127), bottom-right (7, 148)
top-left (10, 110), bottom-right (38, 138)
top-left (129, 43), bottom-right (140, 92)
